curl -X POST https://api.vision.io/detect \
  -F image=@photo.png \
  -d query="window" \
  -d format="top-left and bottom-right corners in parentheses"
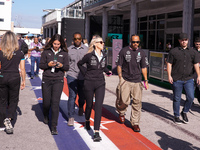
top-left (167, 11), bottom-right (182, 19)
top-left (0, 2), bottom-right (5, 5)
top-left (0, 18), bottom-right (4, 22)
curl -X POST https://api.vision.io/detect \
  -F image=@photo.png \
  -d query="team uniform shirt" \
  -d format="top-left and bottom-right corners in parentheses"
top-left (29, 42), bottom-right (43, 57)
top-left (77, 50), bottom-right (110, 81)
top-left (39, 48), bottom-right (69, 80)
top-left (117, 46), bottom-right (148, 82)
top-left (167, 47), bottom-right (200, 81)
top-left (67, 44), bottom-right (88, 80)
top-left (0, 50), bottom-right (24, 74)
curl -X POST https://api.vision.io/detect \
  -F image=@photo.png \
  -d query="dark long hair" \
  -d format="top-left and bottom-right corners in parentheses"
top-left (44, 34), bottom-right (68, 52)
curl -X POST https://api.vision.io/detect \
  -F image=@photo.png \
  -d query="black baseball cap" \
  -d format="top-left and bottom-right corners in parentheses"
top-left (179, 33), bottom-right (188, 40)
top-left (194, 37), bottom-right (200, 42)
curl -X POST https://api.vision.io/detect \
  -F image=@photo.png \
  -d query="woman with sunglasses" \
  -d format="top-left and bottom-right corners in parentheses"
top-left (39, 34), bottom-right (69, 135)
top-left (78, 36), bottom-right (112, 142)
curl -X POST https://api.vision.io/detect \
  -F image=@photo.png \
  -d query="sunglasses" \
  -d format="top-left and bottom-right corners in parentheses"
top-left (74, 38), bottom-right (82, 41)
top-left (131, 41), bottom-right (140, 44)
top-left (96, 41), bottom-right (105, 44)
top-left (195, 44), bottom-right (200, 45)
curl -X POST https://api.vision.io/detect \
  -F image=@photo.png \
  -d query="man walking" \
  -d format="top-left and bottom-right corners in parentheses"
top-left (116, 34), bottom-right (149, 132)
top-left (167, 33), bottom-right (200, 124)
top-left (67, 32), bottom-right (88, 126)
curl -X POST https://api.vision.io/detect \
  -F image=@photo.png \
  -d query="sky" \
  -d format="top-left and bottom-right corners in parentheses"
top-left (11, 0), bottom-right (74, 28)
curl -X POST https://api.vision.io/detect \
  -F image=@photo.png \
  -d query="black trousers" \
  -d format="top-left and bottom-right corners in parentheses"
top-left (0, 73), bottom-right (20, 127)
top-left (84, 80), bottom-right (105, 130)
top-left (195, 83), bottom-right (200, 104)
top-left (42, 78), bottom-right (64, 127)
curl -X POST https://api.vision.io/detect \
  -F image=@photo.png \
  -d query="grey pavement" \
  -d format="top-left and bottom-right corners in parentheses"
top-left (0, 75), bottom-right (58, 150)
top-left (104, 75), bottom-right (200, 150)
top-left (0, 74), bottom-right (200, 150)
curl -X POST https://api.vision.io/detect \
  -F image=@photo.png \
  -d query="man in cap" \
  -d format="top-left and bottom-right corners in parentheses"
top-left (193, 37), bottom-right (200, 104)
top-left (167, 33), bottom-right (200, 124)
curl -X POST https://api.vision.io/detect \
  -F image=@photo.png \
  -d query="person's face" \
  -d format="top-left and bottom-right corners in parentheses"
top-left (34, 37), bottom-right (38, 43)
top-left (178, 39), bottom-right (188, 48)
top-left (130, 36), bottom-right (140, 49)
top-left (53, 40), bottom-right (61, 51)
top-left (73, 34), bottom-right (82, 47)
top-left (195, 42), bottom-right (200, 50)
top-left (94, 38), bottom-right (104, 50)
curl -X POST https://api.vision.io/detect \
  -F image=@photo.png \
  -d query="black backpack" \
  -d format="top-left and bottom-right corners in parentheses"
top-left (18, 39), bottom-right (28, 55)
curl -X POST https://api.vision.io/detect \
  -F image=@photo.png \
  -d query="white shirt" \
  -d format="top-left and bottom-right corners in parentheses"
top-left (95, 50), bottom-right (103, 62)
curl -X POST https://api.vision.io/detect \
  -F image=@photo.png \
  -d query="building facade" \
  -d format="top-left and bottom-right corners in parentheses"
top-left (0, 0), bottom-right (12, 35)
top-left (83, 0), bottom-right (199, 51)
top-left (42, 0), bottom-right (84, 46)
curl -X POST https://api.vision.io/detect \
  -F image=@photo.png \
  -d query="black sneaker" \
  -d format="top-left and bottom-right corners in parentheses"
top-left (93, 132), bottom-right (102, 142)
top-left (30, 76), bottom-right (34, 79)
top-left (173, 117), bottom-right (182, 124)
top-left (85, 121), bottom-right (91, 130)
top-left (181, 111), bottom-right (189, 123)
top-left (51, 126), bottom-right (58, 135)
top-left (4, 118), bottom-right (13, 134)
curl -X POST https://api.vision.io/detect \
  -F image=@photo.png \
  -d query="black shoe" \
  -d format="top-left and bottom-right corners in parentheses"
top-left (93, 132), bottom-right (102, 142)
top-left (35, 74), bottom-right (39, 77)
top-left (85, 121), bottom-right (91, 130)
top-left (181, 111), bottom-right (189, 123)
top-left (43, 116), bottom-right (49, 124)
top-left (51, 126), bottom-right (58, 135)
top-left (30, 76), bottom-right (34, 79)
top-left (173, 117), bottom-right (182, 124)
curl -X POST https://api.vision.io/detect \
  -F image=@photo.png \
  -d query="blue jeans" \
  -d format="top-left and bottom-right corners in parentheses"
top-left (67, 75), bottom-right (85, 118)
top-left (172, 79), bottom-right (194, 117)
top-left (31, 56), bottom-right (40, 77)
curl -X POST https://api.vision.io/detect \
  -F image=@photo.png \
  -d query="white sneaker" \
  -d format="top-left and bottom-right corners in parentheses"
top-left (4, 118), bottom-right (13, 134)
top-left (68, 117), bottom-right (74, 126)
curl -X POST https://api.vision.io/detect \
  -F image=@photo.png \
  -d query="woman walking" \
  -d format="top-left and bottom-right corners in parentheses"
top-left (78, 36), bottom-right (111, 142)
top-left (39, 34), bottom-right (69, 135)
top-left (0, 31), bottom-right (26, 134)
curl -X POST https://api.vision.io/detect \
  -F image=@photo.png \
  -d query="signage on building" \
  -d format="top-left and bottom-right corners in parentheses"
top-left (112, 39), bottom-right (123, 74)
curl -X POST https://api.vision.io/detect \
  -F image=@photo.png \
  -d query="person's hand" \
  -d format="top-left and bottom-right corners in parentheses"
top-left (144, 81), bottom-right (149, 90)
top-left (20, 81), bottom-right (25, 90)
top-left (55, 62), bottom-right (63, 68)
top-left (105, 71), bottom-right (112, 77)
top-left (197, 76), bottom-right (200, 85)
top-left (48, 61), bottom-right (57, 67)
top-left (168, 75), bottom-right (173, 84)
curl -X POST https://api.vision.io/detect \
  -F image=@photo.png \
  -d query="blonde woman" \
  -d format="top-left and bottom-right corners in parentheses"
top-left (78, 36), bottom-right (112, 142)
top-left (0, 31), bottom-right (25, 134)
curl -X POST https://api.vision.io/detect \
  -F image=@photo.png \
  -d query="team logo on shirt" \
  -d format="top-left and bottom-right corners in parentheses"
top-left (90, 56), bottom-right (97, 66)
top-left (125, 51), bottom-right (131, 62)
top-left (136, 52), bottom-right (141, 62)
top-left (59, 55), bottom-right (63, 57)
top-left (101, 58), bottom-right (106, 68)
top-left (48, 53), bottom-right (52, 56)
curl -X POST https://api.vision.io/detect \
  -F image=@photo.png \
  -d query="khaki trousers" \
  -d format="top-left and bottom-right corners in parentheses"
top-left (117, 78), bottom-right (143, 125)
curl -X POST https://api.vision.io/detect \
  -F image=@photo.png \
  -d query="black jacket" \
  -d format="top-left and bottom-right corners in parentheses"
top-left (39, 48), bottom-right (69, 80)
top-left (77, 50), bottom-right (110, 81)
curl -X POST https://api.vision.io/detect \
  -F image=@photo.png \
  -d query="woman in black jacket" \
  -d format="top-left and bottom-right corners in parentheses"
top-left (39, 34), bottom-right (69, 135)
top-left (0, 31), bottom-right (26, 134)
top-left (78, 36), bottom-right (112, 142)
